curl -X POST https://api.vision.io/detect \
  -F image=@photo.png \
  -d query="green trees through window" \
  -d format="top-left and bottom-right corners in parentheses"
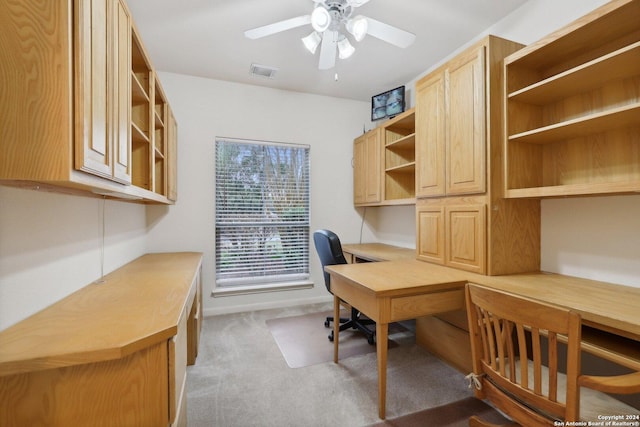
top-left (215, 139), bottom-right (310, 287)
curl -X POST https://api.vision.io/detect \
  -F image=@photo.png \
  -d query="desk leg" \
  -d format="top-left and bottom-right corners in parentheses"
top-left (376, 322), bottom-right (388, 419)
top-left (333, 295), bottom-right (340, 363)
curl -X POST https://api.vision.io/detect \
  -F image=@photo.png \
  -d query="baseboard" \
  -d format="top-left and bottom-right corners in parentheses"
top-left (203, 295), bottom-right (333, 317)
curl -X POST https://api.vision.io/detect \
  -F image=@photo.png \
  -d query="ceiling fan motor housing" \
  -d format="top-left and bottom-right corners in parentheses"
top-left (322, 0), bottom-right (354, 29)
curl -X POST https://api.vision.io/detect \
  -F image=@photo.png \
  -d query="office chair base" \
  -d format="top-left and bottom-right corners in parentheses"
top-left (325, 308), bottom-right (376, 345)
top-left (324, 317), bottom-right (349, 328)
top-left (328, 329), bottom-right (375, 345)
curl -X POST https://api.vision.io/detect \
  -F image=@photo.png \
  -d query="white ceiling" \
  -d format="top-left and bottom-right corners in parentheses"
top-left (126, 0), bottom-right (529, 102)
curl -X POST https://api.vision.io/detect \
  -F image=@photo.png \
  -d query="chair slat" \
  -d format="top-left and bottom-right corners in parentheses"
top-left (549, 332), bottom-right (559, 402)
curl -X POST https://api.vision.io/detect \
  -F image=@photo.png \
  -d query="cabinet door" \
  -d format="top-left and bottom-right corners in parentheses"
top-left (353, 129), bottom-right (382, 205)
top-left (112, 0), bottom-right (132, 183)
top-left (416, 204), bottom-right (445, 265)
top-left (74, 0), bottom-right (131, 184)
top-left (446, 46), bottom-right (486, 195)
top-left (365, 129), bottom-right (382, 203)
top-left (446, 205), bottom-right (486, 274)
top-left (353, 134), bottom-right (366, 204)
top-left (169, 307), bottom-right (189, 426)
top-left (415, 72), bottom-right (446, 197)
top-left (167, 107), bottom-right (178, 202)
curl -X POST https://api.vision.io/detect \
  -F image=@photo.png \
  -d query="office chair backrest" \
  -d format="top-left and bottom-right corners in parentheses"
top-left (313, 229), bottom-right (347, 292)
top-left (465, 283), bottom-right (582, 426)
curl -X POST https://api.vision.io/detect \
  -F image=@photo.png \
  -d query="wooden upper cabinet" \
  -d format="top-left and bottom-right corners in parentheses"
top-left (75, 0), bottom-right (131, 184)
top-left (415, 45), bottom-right (486, 198)
top-left (415, 36), bottom-right (539, 276)
top-left (416, 72), bottom-right (446, 197)
top-left (446, 46), bottom-right (486, 195)
top-left (354, 108), bottom-right (416, 206)
top-left (354, 128), bottom-right (383, 206)
top-left (0, 0), bottom-right (176, 204)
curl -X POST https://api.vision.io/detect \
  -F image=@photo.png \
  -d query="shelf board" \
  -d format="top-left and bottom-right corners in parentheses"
top-left (131, 122), bottom-right (150, 144)
top-left (504, 0), bottom-right (640, 71)
top-left (381, 197), bottom-right (416, 206)
top-left (386, 133), bottom-right (415, 150)
top-left (154, 147), bottom-right (165, 160)
top-left (385, 162), bottom-right (415, 174)
top-left (508, 41), bottom-right (640, 105)
top-left (154, 110), bottom-right (165, 128)
top-left (506, 180), bottom-right (640, 199)
top-left (384, 108), bottom-right (415, 132)
top-left (508, 102), bottom-right (640, 145)
top-left (131, 71), bottom-right (149, 104)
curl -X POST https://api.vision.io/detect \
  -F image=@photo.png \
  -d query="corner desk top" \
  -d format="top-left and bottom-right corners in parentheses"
top-left (327, 244), bottom-right (640, 343)
top-left (0, 252), bottom-right (203, 377)
top-left (342, 243), bottom-right (415, 262)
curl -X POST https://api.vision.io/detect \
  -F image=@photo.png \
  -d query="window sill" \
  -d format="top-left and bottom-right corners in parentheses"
top-left (211, 280), bottom-right (314, 297)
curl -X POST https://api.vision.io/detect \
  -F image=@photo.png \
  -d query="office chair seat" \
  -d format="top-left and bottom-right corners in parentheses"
top-left (313, 229), bottom-right (376, 345)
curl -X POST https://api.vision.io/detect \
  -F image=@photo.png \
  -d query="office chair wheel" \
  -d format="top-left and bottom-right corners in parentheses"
top-left (367, 335), bottom-right (375, 345)
top-left (324, 319), bottom-right (330, 328)
top-left (328, 331), bottom-right (334, 342)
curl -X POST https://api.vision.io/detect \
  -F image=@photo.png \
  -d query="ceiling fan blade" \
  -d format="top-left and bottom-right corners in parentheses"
top-left (244, 15), bottom-right (311, 39)
top-left (346, 0), bottom-right (371, 7)
top-left (318, 30), bottom-right (338, 70)
top-left (365, 17), bottom-right (416, 48)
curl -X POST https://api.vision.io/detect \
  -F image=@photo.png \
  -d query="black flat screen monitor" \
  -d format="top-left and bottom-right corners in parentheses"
top-left (371, 86), bottom-right (405, 121)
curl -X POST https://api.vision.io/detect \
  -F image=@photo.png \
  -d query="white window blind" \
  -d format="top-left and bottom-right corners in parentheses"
top-left (215, 138), bottom-right (310, 288)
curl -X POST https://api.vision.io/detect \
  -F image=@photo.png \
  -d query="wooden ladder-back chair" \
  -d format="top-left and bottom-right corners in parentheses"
top-left (465, 283), bottom-right (640, 427)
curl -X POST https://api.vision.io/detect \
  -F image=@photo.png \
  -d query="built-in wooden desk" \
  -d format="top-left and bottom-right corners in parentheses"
top-left (342, 243), bottom-right (415, 263)
top-left (325, 259), bottom-right (640, 419)
top-left (0, 252), bottom-right (203, 427)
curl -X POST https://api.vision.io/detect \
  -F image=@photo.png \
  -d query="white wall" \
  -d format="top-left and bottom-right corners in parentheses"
top-left (0, 187), bottom-right (147, 329)
top-left (146, 72), bottom-right (375, 316)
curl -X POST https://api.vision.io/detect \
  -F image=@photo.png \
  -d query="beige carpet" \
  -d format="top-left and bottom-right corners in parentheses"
top-left (187, 302), bottom-right (480, 426)
top-left (266, 310), bottom-right (407, 368)
top-left (366, 396), bottom-right (510, 427)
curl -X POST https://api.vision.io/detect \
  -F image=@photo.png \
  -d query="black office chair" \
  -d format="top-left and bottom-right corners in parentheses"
top-left (313, 229), bottom-right (376, 345)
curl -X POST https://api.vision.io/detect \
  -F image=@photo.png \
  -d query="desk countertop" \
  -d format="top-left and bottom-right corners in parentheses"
top-left (0, 252), bottom-right (203, 376)
top-left (342, 243), bottom-right (415, 262)
top-left (326, 258), bottom-right (469, 296)
top-left (326, 258), bottom-right (640, 342)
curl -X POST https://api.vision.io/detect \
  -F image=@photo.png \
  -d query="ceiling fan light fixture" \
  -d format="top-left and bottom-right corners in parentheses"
top-left (346, 15), bottom-right (368, 42)
top-left (301, 31), bottom-right (322, 54)
top-left (311, 6), bottom-right (331, 33)
top-left (337, 37), bottom-right (355, 59)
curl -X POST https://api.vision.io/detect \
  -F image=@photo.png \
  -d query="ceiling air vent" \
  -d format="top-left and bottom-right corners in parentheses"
top-left (249, 63), bottom-right (278, 79)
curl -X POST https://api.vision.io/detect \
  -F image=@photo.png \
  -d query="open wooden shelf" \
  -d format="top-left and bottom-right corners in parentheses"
top-left (508, 103), bottom-right (640, 145)
top-left (509, 41), bottom-right (640, 105)
top-left (504, 0), bottom-right (640, 199)
top-left (383, 108), bottom-right (415, 203)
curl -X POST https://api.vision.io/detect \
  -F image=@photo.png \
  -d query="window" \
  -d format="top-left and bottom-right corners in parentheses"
top-left (215, 138), bottom-right (311, 293)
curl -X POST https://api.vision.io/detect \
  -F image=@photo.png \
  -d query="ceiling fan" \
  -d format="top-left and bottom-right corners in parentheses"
top-left (244, 0), bottom-right (416, 70)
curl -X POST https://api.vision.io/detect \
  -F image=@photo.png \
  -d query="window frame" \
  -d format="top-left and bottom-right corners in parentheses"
top-left (212, 137), bottom-right (312, 297)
